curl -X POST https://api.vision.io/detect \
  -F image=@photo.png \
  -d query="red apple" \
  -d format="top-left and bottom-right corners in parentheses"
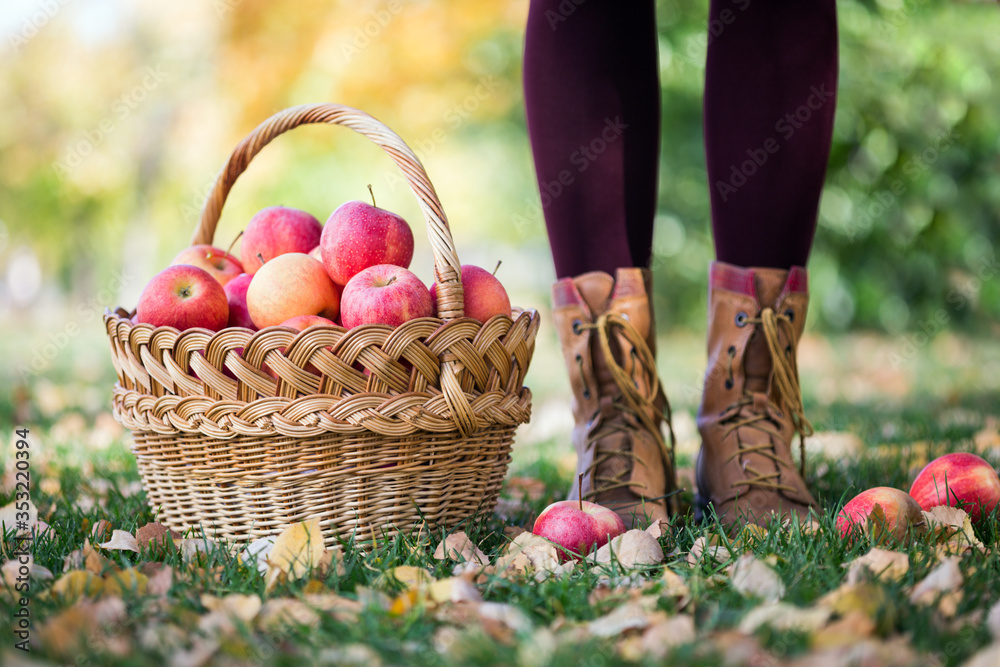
top-left (340, 264), bottom-right (433, 328)
top-left (320, 200), bottom-right (414, 286)
top-left (247, 253), bottom-right (340, 328)
top-left (909, 453), bottom-right (1000, 524)
top-left (279, 315), bottom-right (337, 330)
top-left (836, 487), bottom-right (924, 542)
top-left (241, 206), bottom-right (322, 274)
top-left (223, 273), bottom-right (256, 330)
top-left (171, 245), bottom-right (244, 287)
top-left (430, 264), bottom-right (511, 322)
top-left (136, 265), bottom-right (229, 331)
top-left (532, 500), bottom-right (627, 561)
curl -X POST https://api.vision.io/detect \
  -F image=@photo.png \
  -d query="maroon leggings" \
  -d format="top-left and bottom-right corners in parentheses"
top-left (524, 0), bottom-right (838, 277)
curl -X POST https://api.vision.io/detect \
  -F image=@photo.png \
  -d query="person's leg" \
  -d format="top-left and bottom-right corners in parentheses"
top-left (697, 0), bottom-right (838, 526)
top-left (524, 0), bottom-right (660, 278)
top-left (524, 0), bottom-right (676, 526)
top-left (705, 0), bottom-right (838, 269)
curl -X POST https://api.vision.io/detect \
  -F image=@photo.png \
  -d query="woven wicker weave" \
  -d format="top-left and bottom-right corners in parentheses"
top-left (104, 103), bottom-right (539, 546)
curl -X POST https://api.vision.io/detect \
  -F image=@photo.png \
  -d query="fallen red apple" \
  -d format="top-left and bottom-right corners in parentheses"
top-left (429, 264), bottom-right (511, 322)
top-left (909, 452), bottom-right (1000, 524)
top-left (836, 487), bottom-right (924, 542)
top-left (171, 244), bottom-right (244, 287)
top-left (340, 264), bottom-right (433, 328)
top-left (532, 500), bottom-right (627, 561)
top-left (223, 273), bottom-right (256, 330)
top-left (247, 253), bottom-right (340, 328)
top-left (136, 264), bottom-right (229, 331)
top-left (241, 206), bottom-right (322, 274)
top-left (320, 199), bottom-right (414, 286)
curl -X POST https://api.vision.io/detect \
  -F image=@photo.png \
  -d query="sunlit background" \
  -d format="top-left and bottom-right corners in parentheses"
top-left (2, 0), bottom-right (999, 466)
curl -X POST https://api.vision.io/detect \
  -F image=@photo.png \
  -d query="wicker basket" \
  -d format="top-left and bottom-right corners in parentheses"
top-left (104, 103), bottom-right (539, 546)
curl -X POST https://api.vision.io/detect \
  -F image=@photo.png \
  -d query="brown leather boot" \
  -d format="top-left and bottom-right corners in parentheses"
top-left (552, 268), bottom-right (678, 528)
top-left (695, 261), bottom-right (818, 527)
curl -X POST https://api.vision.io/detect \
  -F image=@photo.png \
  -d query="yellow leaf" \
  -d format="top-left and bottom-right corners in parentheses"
top-left (99, 530), bottom-right (140, 553)
top-left (594, 530), bottom-right (664, 568)
top-left (921, 506), bottom-right (984, 551)
top-left (427, 577), bottom-right (482, 605)
top-left (909, 556), bottom-right (963, 617)
top-left (738, 602), bottom-right (832, 634)
top-left (201, 593), bottom-right (262, 623)
top-left (265, 518), bottom-right (326, 590)
top-left (811, 611), bottom-right (876, 649)
top-left (433, 531), bottom-right (489, 567)
top-left (386, 565), bottom-right (434, 591)
top-left (819, 582), bottom-right (888, 620)
top-left (389, 589), bottom-right (422, 616)
top-left (256, 598), bottom-right (320, 632)
top-left (728, 554), bottom-right (786, 602)
top-left (844, 548), bottom-right (910, 584)
top-left (51, 570), bottom-right (103, 602)
top-left (102, 568), bottom-right (147, 597)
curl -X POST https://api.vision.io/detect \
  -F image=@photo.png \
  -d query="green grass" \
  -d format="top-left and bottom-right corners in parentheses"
top-left (2, 392), bottom-right (1000, 666)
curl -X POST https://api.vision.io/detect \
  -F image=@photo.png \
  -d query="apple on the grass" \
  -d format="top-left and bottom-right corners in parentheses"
top-left (909, 452), bottom-right (1000, 524)
top-left (836, 486), bottom-right (924, 542)
top-left (223, 273), bottom-right (256, 330)
top-left (340, 264), bottom-right (433, 328)
top-left (429, 264), bottom-right (511, 322)
top-left (136, 264), bottom-right (229, 332)
top-left (320, 200), bottom-right (414, 286)
top-left (241, 206), bottom-right (322, 274)
top-left (532, 500), bottom-right (626, 561)
top-left (247, 253), bottom-right (340, 328)
top-left (171, 245), bottom-right (244, 286)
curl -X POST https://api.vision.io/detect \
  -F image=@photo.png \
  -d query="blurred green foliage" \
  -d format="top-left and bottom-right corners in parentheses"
top-left (0, 0), bottom-right (997, 335)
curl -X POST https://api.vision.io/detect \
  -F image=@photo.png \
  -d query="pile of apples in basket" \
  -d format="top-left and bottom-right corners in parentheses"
top-left (135, 194), bottom-right (510, 333)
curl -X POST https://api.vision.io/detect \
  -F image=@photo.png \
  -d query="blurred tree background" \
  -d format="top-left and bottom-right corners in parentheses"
top-left (0, 0), bottom-right (998, 346)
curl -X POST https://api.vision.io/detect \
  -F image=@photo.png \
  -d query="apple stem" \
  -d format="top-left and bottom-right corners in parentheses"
top-left (385, 276), bottom-right (397, 287)
top-left (493, 260), bottom-right (502, 277)
top-left (367, 184), bottom-right (376, 208)
top-left (257, 252), bottom-right (266, 266)
top-left (578, 474), bottom-right (583, 512)
top-left (226, 231), bottom-right (244, 258)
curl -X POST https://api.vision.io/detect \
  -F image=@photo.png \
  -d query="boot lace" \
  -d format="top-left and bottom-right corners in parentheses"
top-left (576, 312), bottom-right (678, 514)
top-left (723, 307), bottom-right (814, 493)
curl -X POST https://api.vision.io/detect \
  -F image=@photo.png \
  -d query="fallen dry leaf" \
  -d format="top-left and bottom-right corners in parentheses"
top-left (910, 556), bottom-right (963, 617)
top-left (921, 506), bottom-right (984, 553)
top-left (587, 598), bottom-right (661, 638)
top-left (819, 581), bottom-right (889, 620)
top-left (99, 529), bottom-right (140, 553)
top-left (385, 565), bottom-right (434, 590)
top-left (434, 531), bottom-right (489, 567)
top-left (687, 536), bottom-right (732, 567)
top-left (179, 537), bottom-right (218, 563)
top-left (147, 565), bottom-right (173, 597)
top-left (635, 614), bottom-right (696, 660)
top-left (50, 570), bottom-right (103, 602)
top-left (90, 519), bottom-right (112, 542)
top-left (738, 602), bottom-right (832, 634)
top-left (811, 611), bottom-right (876, 650)
top-left (645, 519), bottom-right (670, 540)
top-left (2, 556), bottom-right (52, 586)
top-left (659, 568), bottom-right (692, 609)
top-left (265, 518), bottom-right (326, 591)
top-left (135, 522), bottom-right (181, 550)
top-left (304, 593), bottom-right (363, 623)
top-left (427, 577), bottom-right (483, 605)
top-left (729, 554), bottom-right (785, 602)
top-left (240, 536), bottom-right (276, 574)
top-left (0, 498), bottom-right (37, 537)
top-left (594, 530), bottom-right (664, 568)
top-left (257, 598), bottom-right (320, 632)
top-left (844, 548), bottom-right (910, 584)
top-left (494, 532), bottom-right (566, 581)
top-left (988, 600), bottom-right (1000, 639)
top-left (201, 593), bottom-right (262, 623)
top-left (102, 567), bottom-right (148, 597)
top-left (964, 643), bottom-right (1000, 667)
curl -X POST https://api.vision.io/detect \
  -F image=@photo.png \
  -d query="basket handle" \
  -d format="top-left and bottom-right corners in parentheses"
top-left (191, 103), bottom-right (464, 321)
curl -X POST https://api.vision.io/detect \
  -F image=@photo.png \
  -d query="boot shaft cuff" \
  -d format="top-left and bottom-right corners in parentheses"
top-left (709, 261), bottom-right (808, 303)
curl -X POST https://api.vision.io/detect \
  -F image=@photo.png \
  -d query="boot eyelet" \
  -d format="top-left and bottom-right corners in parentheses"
top-left (784, 308), bottom-right (795, 322)
top-left (727, 345), bottom-right (736, 356)
top-left (572, 319), bottom-right (583, 335)
top-left (725, 379), bottom-right (734, 389)
top-left (575, 354), bottom-right (583, 362)
top-left (735, 311), bottom-right (749, 327)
